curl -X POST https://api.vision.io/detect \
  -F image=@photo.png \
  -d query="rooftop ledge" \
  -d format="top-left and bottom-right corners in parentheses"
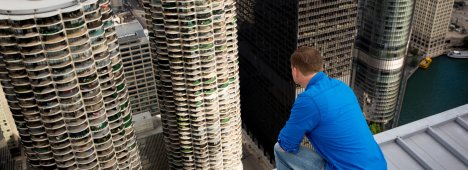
top-left (0, 0), bottom-right (97, 16)
top-left (374, 103), bottom-right (468, 169)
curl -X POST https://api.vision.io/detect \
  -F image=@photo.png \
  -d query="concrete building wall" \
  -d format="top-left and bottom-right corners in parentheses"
top-left (0, 85), bottom-right (19, 152)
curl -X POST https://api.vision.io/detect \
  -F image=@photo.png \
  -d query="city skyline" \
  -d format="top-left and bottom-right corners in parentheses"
top-left (0, 0), bottom-right (466, 169)
top-left (0, 0), bottom-right (141, 169)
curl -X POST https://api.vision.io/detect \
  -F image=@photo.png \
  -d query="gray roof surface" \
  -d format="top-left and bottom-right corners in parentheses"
top-left (115, 20), bottom-right (147, 44)
top-left (374, 104), bottom-right (468, 170)
top-left (0, 0), bottom-right (78, 14)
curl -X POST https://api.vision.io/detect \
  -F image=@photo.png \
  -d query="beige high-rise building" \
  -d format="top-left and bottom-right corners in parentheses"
top-left (115, 20), bottom-right (158, 115)
top-left (411, 0), bottom-right (454, 57)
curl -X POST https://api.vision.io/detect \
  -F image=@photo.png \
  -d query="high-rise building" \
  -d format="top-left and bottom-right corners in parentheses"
top-left (0, 0), bottom-right (141, 169)
top-left (410, 0), bottom-right (454, 57)
top-left (143, 0), bottom-right (242, 169)
top-left (353, 0), bottom-right (414, 130)
top-left (115, 20), bottom-right (158, 115)
top-left (237, 0), bottom-right (358, 160)
top-left (0, 85), bottom-right (20, 155)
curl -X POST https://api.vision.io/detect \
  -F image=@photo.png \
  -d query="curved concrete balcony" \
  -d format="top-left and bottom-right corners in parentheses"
top-left (41, 31), bottom-right (66, 45)
top-left (75, 147), bottom-right (96, 159)
top-left (96, 147), bottom-right (116, 162)
top-left (77, 158), bottom-right (98, 169)
top-left (195, 3), bottom-right (211, 14)
top-left (68, 123), bottom-right (89, 137)
top-left (101, 158), bottom-right (118, 169)
top-left (93, 131), bottom-right (112, 145)
top-left (84, 10), bottom-right (102, 21)
top-left (66, 27), bottom-right (87, 40)
top-left (0, 38), bottom-right (16, 48)
top-left (94, 139), bottom-right (112, 153)
top-left (35, 96), bottom-right (59, 107)
top-left (18, 39), bottom-right (42, 51)
top-left (12, 84), bottom-right (33, 94)
top-left (30, 132), bottom-right (48, 143)
top-left (38, 23), bottom-right (63, 36)
top-left (63, 114), bottom-right (87, 127)
top-left (50, 145), bottom-right (73, 157)
top-left (56, 159), bottom-right (76, 169)
top-left (16, 36), bottom-right (42, 47)
top-left (36, 14), bottom-right (61, 26)
top-left (68, 37), bottom-right (89, 50)
top-left (15, 29), bottom-right (40, 41)
top-left (54, 149), bottom-right (75, 162)
top-left (62, 8), bottom-right (84, 20)
top-left (50, 138), bottom-right (71, 150)
top-left (69, 134), bottom-right (92, 147)
top-left (63, 17), bottom-right (85, 30)
top-left (54, 80), bottom-right (79, 92)
top-left (10, 19), bottom-right (36, 29)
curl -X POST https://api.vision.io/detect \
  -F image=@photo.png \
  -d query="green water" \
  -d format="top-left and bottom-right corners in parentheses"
top-left (398, 55), bottom-right (468, 125)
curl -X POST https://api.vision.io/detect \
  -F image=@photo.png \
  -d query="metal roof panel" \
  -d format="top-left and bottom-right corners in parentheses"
top-left (374, 104), bottom-right (468, 169)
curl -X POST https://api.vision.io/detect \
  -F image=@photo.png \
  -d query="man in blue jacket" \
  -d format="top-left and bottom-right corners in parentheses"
top-left (275, 47), bottom-right (387, 170)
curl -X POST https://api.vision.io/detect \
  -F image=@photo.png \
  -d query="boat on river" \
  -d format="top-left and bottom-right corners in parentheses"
top-left (419, 57), bottom-right (432, 69)
top-left (448, 51), bottom-right (468, 59)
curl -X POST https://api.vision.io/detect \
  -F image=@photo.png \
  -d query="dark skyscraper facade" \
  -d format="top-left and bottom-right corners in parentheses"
top-left (353, 0), bottom-right (413, 130)
top-left (237, 0), bottom-right (358, 160)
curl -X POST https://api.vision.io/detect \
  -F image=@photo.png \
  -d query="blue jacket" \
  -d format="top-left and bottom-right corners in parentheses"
top-left (278, 72), bottom-right (387, 170)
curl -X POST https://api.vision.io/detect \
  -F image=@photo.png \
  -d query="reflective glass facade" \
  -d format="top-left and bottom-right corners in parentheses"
top-left (353, 0), bottom-right (413, 129)
top-left (237, 0), bottom-right (358, 161)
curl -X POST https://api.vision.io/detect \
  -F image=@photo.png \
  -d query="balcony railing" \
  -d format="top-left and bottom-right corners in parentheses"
top-left (39, 24), bottom-right (63, 35)
top-left (70, 129), bottom-right (90, 139)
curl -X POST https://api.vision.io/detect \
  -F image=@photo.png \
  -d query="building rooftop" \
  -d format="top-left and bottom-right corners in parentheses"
top-left (115, 20), bottom-right (147, 44)
top-left (0, 0), bottom-right (79, 15)
top-left (374, 104), bottom-right (468, 169)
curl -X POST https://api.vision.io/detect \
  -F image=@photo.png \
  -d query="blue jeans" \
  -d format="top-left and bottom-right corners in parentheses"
top-left (274, 143), bottom-right (325, 170)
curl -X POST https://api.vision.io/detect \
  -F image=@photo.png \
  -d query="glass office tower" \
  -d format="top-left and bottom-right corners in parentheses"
top-left (353, 0), bottom-right (414, 130)
top-left (237, 0), bottom-right (358, 160)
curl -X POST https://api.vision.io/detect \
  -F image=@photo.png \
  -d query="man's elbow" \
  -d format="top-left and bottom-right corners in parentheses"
top-left (277, 139), bottom-right (299, 154)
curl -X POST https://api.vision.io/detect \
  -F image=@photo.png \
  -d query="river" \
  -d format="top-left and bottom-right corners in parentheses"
top-left (398, 55), bottom-right (468, 125)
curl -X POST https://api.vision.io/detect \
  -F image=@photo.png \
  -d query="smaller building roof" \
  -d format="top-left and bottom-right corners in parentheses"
top-left (374, 104), bottom-right (468, 169)
top-left (115, 20), bottom-right (147, 45)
